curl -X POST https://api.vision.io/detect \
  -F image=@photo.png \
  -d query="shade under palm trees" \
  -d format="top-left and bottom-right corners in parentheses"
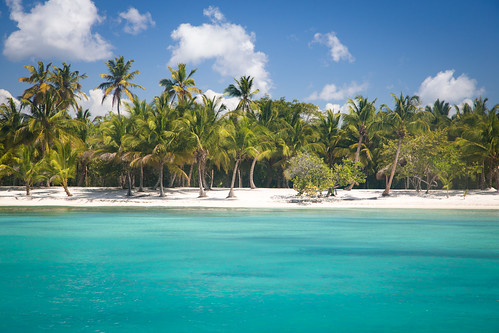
top-left (97, 56), bottom-right (144, 116)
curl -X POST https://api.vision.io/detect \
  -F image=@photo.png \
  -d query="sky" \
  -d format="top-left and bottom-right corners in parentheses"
top-left (0, 0), bottom-right (498, 117)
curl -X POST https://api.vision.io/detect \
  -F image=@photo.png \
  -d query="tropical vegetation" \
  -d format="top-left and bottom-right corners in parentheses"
top-left (1, 59), bottom-right (498, 197)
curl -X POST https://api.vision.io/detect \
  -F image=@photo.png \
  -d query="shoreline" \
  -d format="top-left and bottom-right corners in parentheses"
top-left (0, 187), bottom-right (498, 210)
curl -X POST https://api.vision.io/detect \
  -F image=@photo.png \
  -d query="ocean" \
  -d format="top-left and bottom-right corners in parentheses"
top-left (0, 207), bottom-right (498, 332)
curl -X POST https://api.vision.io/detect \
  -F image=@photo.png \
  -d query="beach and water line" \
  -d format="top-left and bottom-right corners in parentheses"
top-left (0, 188), bottom-right (498, 331)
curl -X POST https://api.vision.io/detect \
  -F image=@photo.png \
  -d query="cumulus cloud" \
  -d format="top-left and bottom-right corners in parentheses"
top-left (200, 89), bottom-right (239, 112)
top-left (324, 102), bottom-right (348, 113)
top-left (3, 0), bottom-right (112, 61)
top-left (119, 7), bottom-right (155, 35)
top-left (312, 32), bottom-right (354, 63)
top-left (0, 89), bottom-right (21, 108)
top-left (78, 89), bottom-right (131, 118)
top-left (416, 70), bottom-right (485, 105)
top-left (168, 7), bottom-right (271, 94)
top-left (308, 81), bottom-right (368, 101)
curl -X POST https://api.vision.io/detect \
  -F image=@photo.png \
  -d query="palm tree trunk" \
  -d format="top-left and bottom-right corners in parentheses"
top-left (62, 180), bottom-right (72, 197)
top-left (26, 182), bottom-right (30, 196)
top-left (138, 161), bottom-right (144, 192)
top-left (187, 163), bottom-right (193, 187)
top-left (210, 169), bottom-right (214, 189)
top-left (169, 173), bottom-right (177, 188)
top-left (250, 153), bottom-right (259, 189)
top-left (159, 162), bottom-right (165, 197)
top-left (346, 135), bottom-right (363, 190)
top-left (227, 158), bottom-right (240, 198)
top-left (383, 137), bottom-right (402, 196)
top-left (198, 161), bottom-right (207, 197)
top-left (126, 167), bottom-right (132, 196)
top-left (238, 169), bottom-right (242, 188)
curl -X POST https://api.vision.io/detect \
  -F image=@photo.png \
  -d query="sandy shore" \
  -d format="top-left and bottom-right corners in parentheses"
top-left (0, 186), bottom-right (498, 210)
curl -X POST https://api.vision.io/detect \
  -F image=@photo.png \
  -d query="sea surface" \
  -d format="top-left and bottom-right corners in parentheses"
top-left (0, 207), bottom-right (498, 332)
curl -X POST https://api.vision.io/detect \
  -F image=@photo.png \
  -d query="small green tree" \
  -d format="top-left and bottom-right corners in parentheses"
top-left (284, 153), bottom-right (366, 197)
top-left (284, 152), bottom-right (333, 196)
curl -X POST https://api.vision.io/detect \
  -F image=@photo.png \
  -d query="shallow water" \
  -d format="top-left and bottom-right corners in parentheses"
top-left (0, 208), bottom-right (498, 332)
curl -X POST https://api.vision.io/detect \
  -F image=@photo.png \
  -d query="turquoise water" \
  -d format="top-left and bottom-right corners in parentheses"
top-left (0, 208), bottom-right (498, 332)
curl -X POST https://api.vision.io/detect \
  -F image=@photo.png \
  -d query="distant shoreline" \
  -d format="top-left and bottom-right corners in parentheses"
top-left (0, 187), bottom-right (497, 210)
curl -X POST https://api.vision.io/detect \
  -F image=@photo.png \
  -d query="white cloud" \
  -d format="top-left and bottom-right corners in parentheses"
top-left (0, 89), bottom-right (21, 108)
top-left (78, 89), bottom-right (131, 118)
top-left (203, 6), bottom-right (225, 23)
top-left (168, 7), bottom-right (272, 94)
top-left (200, 89), bottom-right (239, 112)
top-left (416, 70), bottom-right (485, 105)
top-left (119, 7), bottom-right (155, 35)
top-left (312, 32), bottom-right (354, 63)
top-left (308, 81), bottom-right (368, 101)
top-left (3, 0), bottom-right (112, 61)
top-left (324, 103), bottom-right (348, 113)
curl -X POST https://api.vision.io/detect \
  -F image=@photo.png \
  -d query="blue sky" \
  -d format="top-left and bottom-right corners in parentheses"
top-left (0, 0), bottom-right (498, 116)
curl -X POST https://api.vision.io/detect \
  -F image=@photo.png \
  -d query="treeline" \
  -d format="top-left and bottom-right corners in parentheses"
top-left (0, 57), bottom-right (498, 197)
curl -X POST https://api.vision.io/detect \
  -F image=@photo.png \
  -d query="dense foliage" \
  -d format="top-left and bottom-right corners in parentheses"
top-left (1, 59), bottom-right (498, 197)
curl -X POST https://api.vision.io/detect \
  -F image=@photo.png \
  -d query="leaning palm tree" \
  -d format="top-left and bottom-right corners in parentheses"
top-left (343, 95), bottom-right (377, 190)
top-left (97, 56), bottom-right (144, 116)
top-left (378, 93), bottom-right (429, 196)
top-left (159, 63), bottom-right (202, 104)
top-left (48, 141), bottom-right (80, 196)
top-left (224, 75), bottom-right (260, 117)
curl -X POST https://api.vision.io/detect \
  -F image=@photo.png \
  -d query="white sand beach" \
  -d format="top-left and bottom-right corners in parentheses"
top-left (0, 186), bottom-right (497, 210)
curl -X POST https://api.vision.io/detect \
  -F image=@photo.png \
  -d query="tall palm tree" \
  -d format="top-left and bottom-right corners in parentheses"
top-left (18, 61), bottom-right (53, 105)
top-left (96, 113), bottom-right (134, 196)
top-left (51, 62), bottom-right (88, 110)
top-left (159, 63), bottom-right (202, 104)
top-left (142, 95), bottom-right (187, 197)
top-left (315, 109), bottom-right (344, 168)
top-left (97, 56), bottom-right (144, 116)
top-left (223, 116), bottom-right (257, 198)
top-left (343, 95), bottom-right (377, 190)
top-left (379, 93), bottom-right (428, 196)
top-left (224, 76), bottom-right (260, 116)
top-left (183, 94), bottom-right (225, 197)
top-left (20, 91), bottom-right (80, 157)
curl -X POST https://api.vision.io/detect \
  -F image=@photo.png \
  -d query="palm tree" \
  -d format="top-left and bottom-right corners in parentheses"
top-left (20, 91), bottom-right (80, 157)
top-left (455, 101), bottom-right (499, 190)
top-left (142, 95), bottom-right (187, 197)
top-left (18, 61), bottom-right (53, 105)
top-left (426, 99), bottom-right (451, 129)
top-left (159, 64), bottom-right (202, 104)
top-left (0, 145), bottom-right (46, 195)
top-left (123, 98), bottom-right (151, 191)
top-left (49, 141), bottom-right (80, 196)
top-left (97, 56), bottom-right (144, 116)
top-left (379, 93), bottom-right (429, 196)
top-left (315, 109), bottom-right (344, 168)
top-left (51, 62), bottom-right (88, 110)
top-left (183, 94), bottom-right (225, 197)
top-left (223, 116), bottom-right (257, 198)
top-left (0, 98), bottom-right (26, 151)
top-left (96, 113), bottom-right (134, 196)
top-left (224, 76), bottom-right (260, 116)
top-left (343, 95), bottom-right (377, 189)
